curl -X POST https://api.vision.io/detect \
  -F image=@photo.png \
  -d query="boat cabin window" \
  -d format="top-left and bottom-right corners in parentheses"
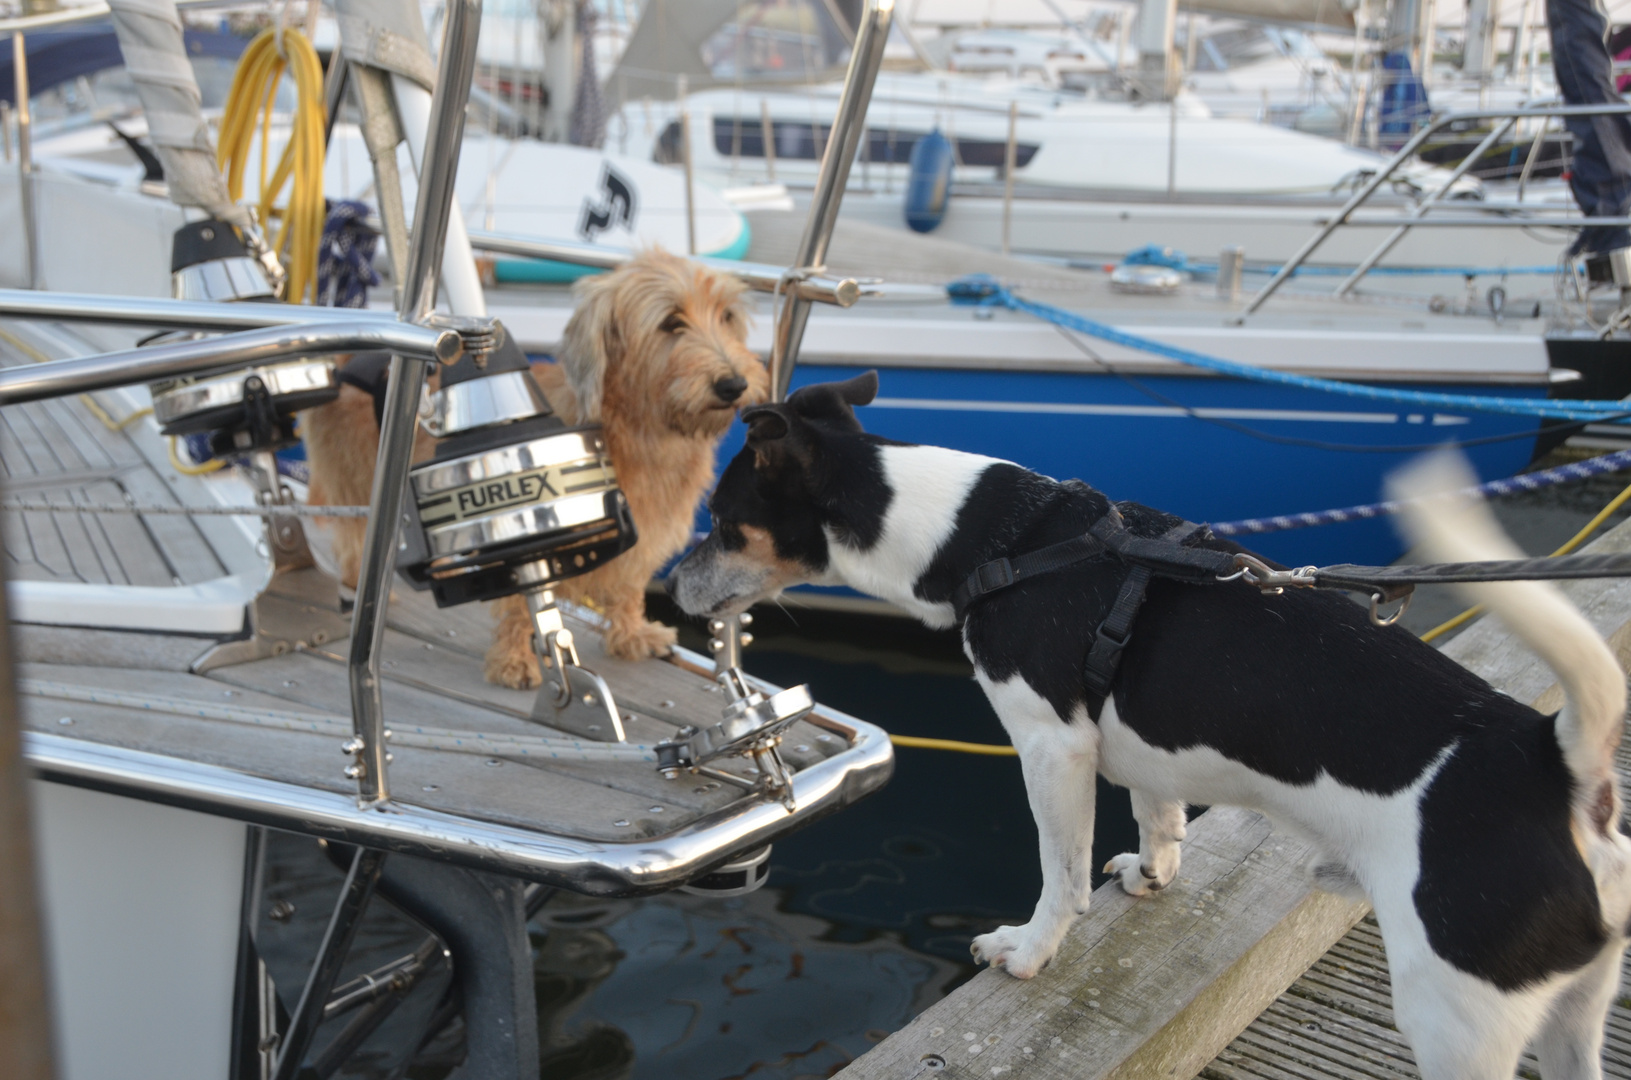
top-left (702, 117), bottom-right (1040, 168)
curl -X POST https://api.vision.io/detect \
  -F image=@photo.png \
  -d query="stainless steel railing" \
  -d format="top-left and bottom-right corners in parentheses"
top-left (344, 0), bottom-right (482, 811)
top-left (770, 0), bottom-right (895, 401)
top-left (1236, 101), bottom-right (1631, 320)
top-left (467, 229), bottom-right (869, 308)
top-left (0, 289), bottom-right (399, 330)
top-left (0, 320), bottom-right (460, 405)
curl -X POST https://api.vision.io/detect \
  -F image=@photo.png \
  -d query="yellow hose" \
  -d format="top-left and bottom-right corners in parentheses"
top-left (889, 734), bottom-right (1018, 756)
top-left (167, 436), bottom-right (226, 476)
top-left (78, 394), bottom-right (151, 433)
top-left (1421, 478), bottom-right (1631, 643)
top-left (217, 27), bottom-right (327, 304)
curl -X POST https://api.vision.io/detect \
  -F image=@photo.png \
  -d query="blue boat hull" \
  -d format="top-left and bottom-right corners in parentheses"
top-left (703, 364), bottom-right (1542, 570)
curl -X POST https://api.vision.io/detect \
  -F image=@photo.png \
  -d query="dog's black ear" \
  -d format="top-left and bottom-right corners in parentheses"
top-left (786, 371), bottom-right (878, 430)
top-left (742, 405), bottom-right (790, 444)
top-left (742, 405), bottom-right (793, 471)
top-left (837, 370), bottom-right (879, 407)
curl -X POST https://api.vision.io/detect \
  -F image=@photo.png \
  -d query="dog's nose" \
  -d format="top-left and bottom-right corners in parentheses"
top-left (713, 375), bottom-right (749, 403)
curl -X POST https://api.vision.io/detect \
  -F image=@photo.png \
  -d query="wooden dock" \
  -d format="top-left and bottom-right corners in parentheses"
top-left (836, 518), bottom-right (1631, 1080)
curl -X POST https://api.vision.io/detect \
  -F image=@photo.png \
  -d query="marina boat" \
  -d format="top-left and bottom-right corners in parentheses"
top-left (601, 0), bottom-right (1582, 277)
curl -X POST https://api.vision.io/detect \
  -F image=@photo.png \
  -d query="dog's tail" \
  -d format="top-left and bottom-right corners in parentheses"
top-left (1390, 452), bottom-right (1626, 832)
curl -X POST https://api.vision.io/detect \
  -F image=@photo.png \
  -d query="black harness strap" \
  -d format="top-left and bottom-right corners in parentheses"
top-left (949, 506), bottom-right (1235, 620)
top-left (952, 506), bottom-right (1230, 710)
top-left (1082, 519), bottom-right (1210, 702)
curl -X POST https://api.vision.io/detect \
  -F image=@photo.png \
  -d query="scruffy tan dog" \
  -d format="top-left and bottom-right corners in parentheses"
top-left (304, 248), bottom-right (768, 688)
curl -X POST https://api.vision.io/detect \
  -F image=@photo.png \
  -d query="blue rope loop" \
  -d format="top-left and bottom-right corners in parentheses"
top-left (943, 275), bottom-right (1631, 424)
top-left (1211, 448), bottom-right (1631, 535)
top-left (946, 273), bottom-right (1005, 306)
top-left (317, 199), bottom-right (382, 309)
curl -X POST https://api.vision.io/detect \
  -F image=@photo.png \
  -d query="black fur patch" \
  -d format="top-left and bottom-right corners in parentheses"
top-left (1412, 717), bottom-right (1606, 990)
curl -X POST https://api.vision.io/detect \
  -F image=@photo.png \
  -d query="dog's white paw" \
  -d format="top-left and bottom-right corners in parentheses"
top-left (1104, 853), bottom-right (1168, 897)
top-left (971, 924), bottom-right (1056, 980)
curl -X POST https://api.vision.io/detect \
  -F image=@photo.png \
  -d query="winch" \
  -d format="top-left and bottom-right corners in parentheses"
top-left (396, 329), bottom-right (639, 740)
top-left (146, 219), bottom-right (352, 670)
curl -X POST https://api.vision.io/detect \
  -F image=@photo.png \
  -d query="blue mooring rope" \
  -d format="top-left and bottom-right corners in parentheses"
top-left (942, 275), bottom-right (1631, 535)
top-left (1117, 243), bottom-right (1557, 278)
top-left (945, 275), bottom-right (1631, 424)
top-left (1209, 448), bottom-right (1631, 535)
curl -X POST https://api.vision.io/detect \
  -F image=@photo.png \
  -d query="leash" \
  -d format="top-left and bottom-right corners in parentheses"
top-left (1229, 549), bottom-right (1631, 627)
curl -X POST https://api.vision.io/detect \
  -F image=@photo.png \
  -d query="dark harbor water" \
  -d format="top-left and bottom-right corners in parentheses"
top-left (254, 450), bottom-right (1631, 1079)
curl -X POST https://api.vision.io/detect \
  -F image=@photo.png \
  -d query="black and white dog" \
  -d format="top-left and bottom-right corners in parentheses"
top-left (669, 373), bottom-right (1631, 1080)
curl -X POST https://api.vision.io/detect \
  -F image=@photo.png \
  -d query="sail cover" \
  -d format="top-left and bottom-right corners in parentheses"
top-left (104, 0), bottom-right (247, 227)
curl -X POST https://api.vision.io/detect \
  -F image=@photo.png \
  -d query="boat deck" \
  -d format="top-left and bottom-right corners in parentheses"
top-left (0, 321), bottom-right (891, 895)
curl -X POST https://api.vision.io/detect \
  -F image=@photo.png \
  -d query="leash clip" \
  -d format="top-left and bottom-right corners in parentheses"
top-left (1222, 553), bottom-right (1318, 595)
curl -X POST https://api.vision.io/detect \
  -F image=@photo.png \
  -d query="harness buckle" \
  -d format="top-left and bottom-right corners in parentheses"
top-left (975, 558), bottom-right (1015, 595)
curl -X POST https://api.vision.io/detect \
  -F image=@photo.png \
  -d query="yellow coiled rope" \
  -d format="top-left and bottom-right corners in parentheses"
top-left (217, 26), bottom-right (327, 304)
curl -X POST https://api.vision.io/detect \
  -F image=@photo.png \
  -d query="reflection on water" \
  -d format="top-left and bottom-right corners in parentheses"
top-left (531, 889), bottom-right (955, 1080)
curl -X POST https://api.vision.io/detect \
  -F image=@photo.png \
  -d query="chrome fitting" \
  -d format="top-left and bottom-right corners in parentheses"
top-left (420, 313), bottom-right (501, 366)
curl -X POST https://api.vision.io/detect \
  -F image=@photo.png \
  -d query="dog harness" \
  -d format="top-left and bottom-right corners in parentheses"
top-left (951, 504), bottom-right (1238, 702)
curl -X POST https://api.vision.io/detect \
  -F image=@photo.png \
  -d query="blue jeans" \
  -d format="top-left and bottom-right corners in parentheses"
top-left (1550, 0), bottom-right (1631, 254)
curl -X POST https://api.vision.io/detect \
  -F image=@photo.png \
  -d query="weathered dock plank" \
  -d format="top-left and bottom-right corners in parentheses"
top-left (841, 517), bottom-right (1631, 1080)
top-left (834, 806), bottom-right (1366, 1080)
